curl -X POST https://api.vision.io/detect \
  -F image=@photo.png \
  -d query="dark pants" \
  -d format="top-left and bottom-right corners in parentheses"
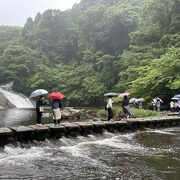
top-left (107, 108), bottom-right (113, 120)
top-left (54, 119), bottom-right (60, 124)
top-left (123, 106), bottom-right (133, 118)
top-left (36, 109), bottom-right (42, 124)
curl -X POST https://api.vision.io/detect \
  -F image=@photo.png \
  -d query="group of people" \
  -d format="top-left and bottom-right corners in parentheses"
top-left (170, 100), bottom-right (180, 113)
top-left (105, 95), bottom-right (165, 121)
top-left (35, 93), bottom-right (179, 124)
top-left (36, 95), bottom-right (62, 126)
top-left (151, 98), bottom-right (163, 111)
top-left (133, 100), bottom-right (142, 109)
top-left (106, 95), bottom-right (134, 121)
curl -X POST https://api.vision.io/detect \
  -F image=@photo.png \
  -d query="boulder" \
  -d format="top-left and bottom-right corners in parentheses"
top-left (61, 107), bottom-right (81, 119)
top-left (42, 107), bottom-right (81, 120)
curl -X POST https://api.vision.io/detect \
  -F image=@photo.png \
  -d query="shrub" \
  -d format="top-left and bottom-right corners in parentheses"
top-left (96, 106), bottom-right (160, 119)
top-left (132, 108), bottom-right (160, 118)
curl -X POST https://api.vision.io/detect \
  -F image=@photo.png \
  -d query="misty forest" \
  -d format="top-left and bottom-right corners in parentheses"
top-left (0, 0), bottom-right (180, 106)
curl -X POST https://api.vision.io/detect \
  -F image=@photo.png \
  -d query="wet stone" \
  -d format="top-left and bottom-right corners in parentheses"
top-left (74, 122), bottom-right (94, 135)
top-left (61, 123), bottom-right (81, 137)
top-left (116, 121), bottom-right (128, 131)
top-left (28, 125), bottom-right (50, 141)
top-left (45, 124), bottom-right (66, 138)
top-left (146, 119), bottom-right (155, 128)
top-left (104, 121), bottom-right (118, 133)
top-left (28, 125), bottom-right (50, 131)
top-left (138, 120), bottom-right (147, 129)
top-left (0, 127), bottom-right (13, 135)
top-left (0, 127), bottom-right (14, 145)
top-left (126, 120), bottom-right (141, 130)
top-left (10, 126), bottom-right (34, 132)
top-left (10, 126), bottom-right (34, 142)
top-left (61, 123), bottom-right (80, 130)
top-left (92, 121), bottom-right (106, 133)
top-left (155, 119), bottom-right (163, 128)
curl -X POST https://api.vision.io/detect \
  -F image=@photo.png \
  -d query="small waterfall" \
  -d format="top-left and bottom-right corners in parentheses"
top-left (0, 84), bottom-right (34, 108)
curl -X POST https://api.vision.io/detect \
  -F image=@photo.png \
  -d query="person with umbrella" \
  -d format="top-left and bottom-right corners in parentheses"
top-left (48, 92), bottom-right (65, 126)
top-left (35, 95), bottom-right (47, 125)
top-left (152, 97), bottom-right (163, 111)
top-left (106, 96), bottom-right (113, 121)
top-left (104, 92), bottom-right (117, 121)
top-left (121, 95), bottom-right (134, 119)
top-left (30, 89), bottom-right (48, 125)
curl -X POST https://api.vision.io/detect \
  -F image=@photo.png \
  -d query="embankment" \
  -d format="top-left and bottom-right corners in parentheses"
top-left (0, 116), bottom-right (180, 146)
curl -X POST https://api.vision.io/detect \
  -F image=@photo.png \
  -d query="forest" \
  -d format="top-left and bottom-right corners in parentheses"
top-left (0, 0), bottom-right (179, 106)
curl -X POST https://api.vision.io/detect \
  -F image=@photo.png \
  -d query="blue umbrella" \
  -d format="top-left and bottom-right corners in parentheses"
top-left (174, 94), bottom-right (180, 98)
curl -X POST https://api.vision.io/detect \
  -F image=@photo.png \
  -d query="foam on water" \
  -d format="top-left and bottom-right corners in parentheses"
top-left (145, 128), bottom-right (176, 135)
top-left (0, 129), bottom-right (179, 179)
top-left (0, 145), bottom-right (51, 166)
top-left (58, 132), bottom-right (166, 158)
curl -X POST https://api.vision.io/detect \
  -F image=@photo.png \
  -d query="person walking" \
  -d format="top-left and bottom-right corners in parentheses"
top-left (122, 95), bottom-right (133, 119)
top-left (36, 95), bottom-right (47, 125)
top-left (156, 99), bottom-right (161, 111)
top-left (152, 99), bottom-right (157, 111)
top-left (106, 96), bottom-right (113, 121)
top-left (51, 99), bottom-right (62, 125)
top-left (170, 101), bottom-right (174, 112)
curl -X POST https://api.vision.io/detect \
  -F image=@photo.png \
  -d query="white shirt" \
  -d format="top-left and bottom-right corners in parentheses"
top-left (107, 98), bottom-right (113, 109)
top-left (170, 101), bottom-right (174, 108)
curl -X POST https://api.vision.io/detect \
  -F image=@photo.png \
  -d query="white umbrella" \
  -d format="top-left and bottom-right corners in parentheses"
top-left (129, 98), bottom-right (137, 103)
top-left (137, 98), bottom-right (145, 102)
top-left (171, 97), bottom-right (179, 101)
top-left (29, 89), bottom-right (48, 98)
top-left (104, 92), bottom-right (118, 97)
top-left (156, 97), bottom-right (163, 103)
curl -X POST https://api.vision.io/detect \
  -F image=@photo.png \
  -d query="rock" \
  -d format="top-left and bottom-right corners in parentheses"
top-left (41, 107), bottom-right (82, 119)
top-left (61, 107), bottom-right (81, 119)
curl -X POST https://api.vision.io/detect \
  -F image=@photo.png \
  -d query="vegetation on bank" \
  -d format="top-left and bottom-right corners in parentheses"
top-left (96, 107), bottom-right (160, 119)
top-left (0, 0), bottom-right (180, 107)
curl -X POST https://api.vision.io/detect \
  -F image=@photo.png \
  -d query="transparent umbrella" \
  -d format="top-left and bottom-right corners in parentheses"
top-left (103, 92), bottom-right (118, 97)
top-left (129, 98), bottom-right (137, 103)
top-left (29, 89), bottom-right (48, 98)
top-left (137, 98), bottom-right (145, 102)
top-left (156, 97), bottom-right (163, 103)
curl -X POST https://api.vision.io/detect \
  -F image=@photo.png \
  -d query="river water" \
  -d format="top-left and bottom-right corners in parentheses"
top-left (0, 109), bottom-right (180, 179)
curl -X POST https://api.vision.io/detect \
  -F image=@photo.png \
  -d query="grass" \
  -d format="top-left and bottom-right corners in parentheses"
top-left (96, 106), bottom-right (160, 119)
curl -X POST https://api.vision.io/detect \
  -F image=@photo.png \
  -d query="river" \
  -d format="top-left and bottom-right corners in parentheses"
top-left (0, 110), bottom-right (180, 180)
top-left (0, 87), bottom-right (179, 179)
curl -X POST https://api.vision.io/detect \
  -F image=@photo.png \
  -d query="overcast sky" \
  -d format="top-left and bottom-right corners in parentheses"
top-left (0, 0), bottom-right (81, 27)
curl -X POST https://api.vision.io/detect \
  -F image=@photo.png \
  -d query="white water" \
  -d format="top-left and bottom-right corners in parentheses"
top-left (0, 87), bottom-right (34, 108)
top-left (0, 128), bottom-right (179, 179)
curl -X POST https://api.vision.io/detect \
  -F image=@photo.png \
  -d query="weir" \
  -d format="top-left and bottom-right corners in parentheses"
top-left (0, 85), bottom-right (34, 108)
top-left (0, 116), bottom-right (180, 146)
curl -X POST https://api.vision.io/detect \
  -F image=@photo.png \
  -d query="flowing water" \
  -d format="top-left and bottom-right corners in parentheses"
top-left (0, 87), bottom-right (34, 108)
top-left (0, 127), bottom-right (180, 179)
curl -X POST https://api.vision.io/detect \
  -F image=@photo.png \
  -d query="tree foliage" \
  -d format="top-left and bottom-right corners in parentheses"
top-left (0, 0), bottom-right (180, 106)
